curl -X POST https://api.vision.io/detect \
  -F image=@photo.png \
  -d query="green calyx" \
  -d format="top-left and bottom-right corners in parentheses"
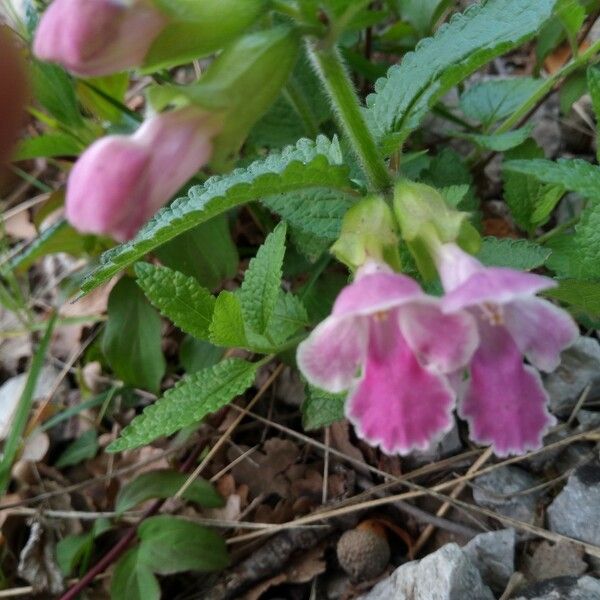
top-left (331, 196), bottom-right (402, 272)
top-left (393, 180), bottom-right (480, 279)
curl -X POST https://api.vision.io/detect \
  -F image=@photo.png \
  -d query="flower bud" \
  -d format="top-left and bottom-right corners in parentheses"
top-left (33, 0), bottom-right (167, 77)
top-left (331, 196), bottom-right (402, 272)
top-left (65, 106), bottom-right (219, 241)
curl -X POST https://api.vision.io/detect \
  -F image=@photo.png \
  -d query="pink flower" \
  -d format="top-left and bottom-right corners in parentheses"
top-left (33, 0), bottom-right (167, 77)
top-left (436, 243), bottom-right (579, 456)
top-left (297, 263), bottom-right (478, 454)
top-left (66, 106), bottom-right (219, 241)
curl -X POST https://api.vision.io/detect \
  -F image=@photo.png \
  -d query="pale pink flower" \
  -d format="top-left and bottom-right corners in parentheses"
top-left (66, 106), bottom-right (218, 241)
top-left (437, 243), bottom-right (579, 456)
top-left (33, 0), bottom-right (167, 77)
top-left (297, 263), bottom-right (478, 454)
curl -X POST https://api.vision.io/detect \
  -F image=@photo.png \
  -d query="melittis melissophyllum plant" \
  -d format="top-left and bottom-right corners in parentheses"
top-left (21, 0), bottom-right (594, 466)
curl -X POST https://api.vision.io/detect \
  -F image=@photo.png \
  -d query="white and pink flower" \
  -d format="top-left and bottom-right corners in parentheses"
top-left (437, 243), bottom-right (579, 456)
top-left (297, 263), bottom-right (478, 455)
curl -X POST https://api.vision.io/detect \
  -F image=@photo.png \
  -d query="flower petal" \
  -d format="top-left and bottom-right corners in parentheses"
top-left (346, 321), bottom-right (455, 455)
top-left (333, 271), bottom-right (422, 318)
top-left (399, 300), bottom-right (479, 373)
top-left (503, 297), bottom-right (579, 372)
top-left (296, 315), bottom-right (367, 393)
top-left (459, 323), bottom-right (556, 457)
top-left (442, 268), bottom-right (556, 313)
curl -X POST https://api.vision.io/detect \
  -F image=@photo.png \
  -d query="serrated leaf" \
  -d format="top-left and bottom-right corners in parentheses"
top-left (137, 516), bottom-right (229, 575)
top-left (240, 222), bottom-right (287, 335)
top-left (80, 136), bottom-right (350, 296)
top-left (544, 279), bottom-right (600, 318)
top-left (135, 263), bottom-right (215, 340)
top-left (102, 277), bottom-right (166, 394)
top-left (112, 550), bottom-right (160, 600)
top-left (367, 0), bottom-right (556, 152)
top-left (209, 291), bottom-right (248, 348)
top-left (115, 469), bottom-right (223, 514)
top-left (302, 385), bottom-right (346, 430)
top-left (108, 359), bottom-right (257, 452)
top-left (504, 158), bottom-right (600, 201)
top-left (453, 124), bottom-right (534, 151)
top-left (503, 141), bottom-right (565, 232)
top-left (504, 158), bottom-right (600, 278)
top-left (476, 237), bottom-right (551, 270)
top-left (155, 215), bottom-right (238, 290)
top-left (459, 77), bottom-right (542, 125)
top-left (262, 188), bottom-right (355, 261)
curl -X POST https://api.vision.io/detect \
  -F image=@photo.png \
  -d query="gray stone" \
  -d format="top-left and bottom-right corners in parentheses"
top-left (543, 337), bottom-right (600, 417)
top-left (511, 575), bottom-right (600, 599)
top-left (525, 541), bottom-right (588, 581)
top-left (473, 466), bottom-right (542, 526)
top-left (359, 543), bottom-right (494, 600)
top-left (547, 461), bottom-right (600, 546)
top-left (464, 529), bottom-right (515, 592)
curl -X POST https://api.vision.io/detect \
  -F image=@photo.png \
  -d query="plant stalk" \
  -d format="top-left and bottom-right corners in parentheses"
top-left (308, 43), bottom-right (392, 194)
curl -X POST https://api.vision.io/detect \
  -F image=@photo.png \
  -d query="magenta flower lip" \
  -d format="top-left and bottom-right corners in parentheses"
top-left (297, 263), bottom-right (478, 455)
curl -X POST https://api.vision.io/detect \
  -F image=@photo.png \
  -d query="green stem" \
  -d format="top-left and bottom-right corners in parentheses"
top-left (308, 43), bottom-right (392, 194)
top-left (496, 38), bottom-right (600, 135)
top-left (536, 215), bottom-right (580, 244)
top-left (283, 77), bottom-right (320, 139)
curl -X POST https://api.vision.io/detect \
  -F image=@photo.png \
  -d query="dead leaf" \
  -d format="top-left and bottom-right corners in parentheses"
top-left (4, 210), bottom-right (36, 240)
top-left (17, 520), bottom-right (64, 594)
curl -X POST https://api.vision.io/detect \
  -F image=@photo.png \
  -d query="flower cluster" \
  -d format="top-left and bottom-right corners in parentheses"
top-left (298, 246), bottom-right (578, 457)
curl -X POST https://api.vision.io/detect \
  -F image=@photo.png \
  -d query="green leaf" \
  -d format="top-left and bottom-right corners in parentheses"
top-left (179, 337), bottom-right (224, 373)
top-left (503, 141), bottom-right (565, 231)
top-left (115, 469), bottom-right (223, 514)
top-left (14, 133), bottom-right (81, 161)
top-left (135, 263), bottom-right (215, 340)
top-left (80, 136), bottom-right (350, 295)
top-left (209, 291), bottom-right (248, 348)
top-left (504, 158), bottom-right (600, 201)
top-left (367, 0), bottom-right (556, 152)
top-left (155, 215), bottom-right (238, 290)
top-left (10, 220), bottom-right (97, 272)
top-left (240, 223), bottom-right (287, 335)
top-left (302, 385), bottom-right (346, 431)
top-left (262, 188), bottom-right (355, 261)
top-left (588, 65), bottom-right (600, 162)
top-left (544, 279), bottom-right (600, 317)
top-left (0, 315), bottom-right (56, 494)
top-left (56, 534), bottom-right (91, 576)
top-left (112, 550), bottom-right (160, 600)
top-left (453, 124), bottom-right (534, 152)
top-left (459, 77), bottom-right (542, 125)
top-left (476, 237), bottom-right (551, 270)
top-left (55, 429), bottom-right (99, 468)
top-left (137, 516), bottom-right (229, 574)
top-left (30, 60), bottom-right (83, 128)
top-left (400, 0), bottom-right (451, 36)
top-left (102, 277), bottom-right (166, 393)
top-left (107, 359), bottom-right (257, 452)
top-left (144, 0), bottom-right (267, 71)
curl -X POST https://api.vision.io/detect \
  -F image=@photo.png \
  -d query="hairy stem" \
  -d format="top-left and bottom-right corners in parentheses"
top-left (308, 43), bottom-right (392, 194)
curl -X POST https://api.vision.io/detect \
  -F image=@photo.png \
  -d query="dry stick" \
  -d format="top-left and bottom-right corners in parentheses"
top-left (226, 427), bottom-right (600, 548)
top-left (209, 445), bottom-right (259, 483)
top-left (412, 447), bottom-right (493, 555)
top-left (174, 363), bottom-right (285, 500)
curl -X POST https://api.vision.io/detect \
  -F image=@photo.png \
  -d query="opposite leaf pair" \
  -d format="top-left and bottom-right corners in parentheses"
top-left (298, 244), bottom-right (578, 457)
